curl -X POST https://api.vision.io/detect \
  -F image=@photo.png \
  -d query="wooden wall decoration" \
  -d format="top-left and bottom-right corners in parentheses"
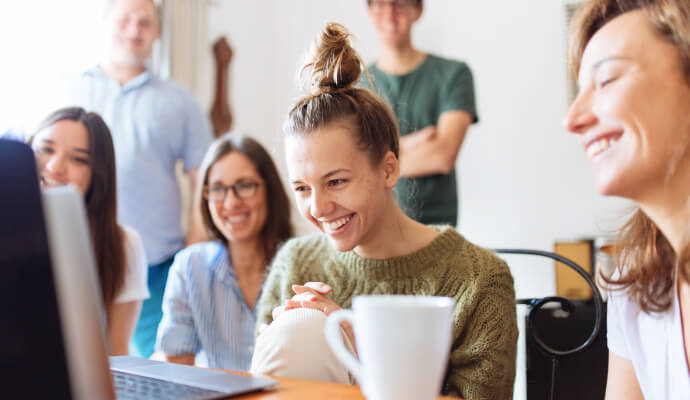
top-left (210, 36), bottom-right (233, 137)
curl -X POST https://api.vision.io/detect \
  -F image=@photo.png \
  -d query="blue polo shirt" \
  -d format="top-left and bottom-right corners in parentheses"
top-left (71, 68), bottom-right (213, 264)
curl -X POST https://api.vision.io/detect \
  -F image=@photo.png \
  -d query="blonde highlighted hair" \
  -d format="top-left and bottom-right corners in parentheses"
top-left (568, 0), bottom-right (690, 313)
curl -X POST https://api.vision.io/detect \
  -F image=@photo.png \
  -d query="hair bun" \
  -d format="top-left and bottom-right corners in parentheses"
top-left (302, 22), bottom-right (363, 94)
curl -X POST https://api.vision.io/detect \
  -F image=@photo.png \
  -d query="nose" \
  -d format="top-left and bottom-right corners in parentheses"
top-left (564, 90), bottom-right (597, 135)
top-left (222, 188), bottom-right (243, 209)
top-left (308, 189), bottom-right (333, 220)
top-left (44, 154), bottom-right (66, 175)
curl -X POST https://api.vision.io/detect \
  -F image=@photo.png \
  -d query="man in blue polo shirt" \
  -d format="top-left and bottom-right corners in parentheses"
top-left (71, 0), bottom-right (213, 357)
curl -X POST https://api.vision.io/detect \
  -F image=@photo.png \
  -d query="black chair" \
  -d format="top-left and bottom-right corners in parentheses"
top-left (493, 249), bottom-right (605, 400)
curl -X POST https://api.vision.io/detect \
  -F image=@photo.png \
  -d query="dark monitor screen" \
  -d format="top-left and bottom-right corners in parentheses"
top-left (0, 139), bottom-right (72, 398)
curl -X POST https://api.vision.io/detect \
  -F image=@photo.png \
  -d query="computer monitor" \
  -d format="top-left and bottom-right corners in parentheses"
top-left (0, 139), bottom-right (113, 399)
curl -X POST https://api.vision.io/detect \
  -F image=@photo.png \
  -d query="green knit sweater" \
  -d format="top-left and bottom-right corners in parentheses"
top-left (256, 226), bottom-right (517, 400)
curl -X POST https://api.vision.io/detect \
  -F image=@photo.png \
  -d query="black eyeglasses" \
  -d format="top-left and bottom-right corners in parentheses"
top-left (205, 180), bottom-right (262, 203)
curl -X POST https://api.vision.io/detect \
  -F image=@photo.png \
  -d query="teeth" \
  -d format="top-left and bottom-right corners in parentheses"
top-left (586, 137), bottom-right (616, 159)
top-left (323, 215), bottom-right (352, 233)
top-left (228, 215), bottom-right (248, 223)
top-left (42, 176), bottom-right (64, 186)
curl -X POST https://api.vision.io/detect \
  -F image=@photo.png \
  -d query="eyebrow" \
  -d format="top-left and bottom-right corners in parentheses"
top-left (37, 139), bottom-right (90, 156)
top-left (590, 55), bottom-right (630, 72)
top-left (209, 176), bottom-right (260, 184)
top-left (323, 169), bottom-right (350, 179)
top-left (289, 169), bottom-right (351, 185)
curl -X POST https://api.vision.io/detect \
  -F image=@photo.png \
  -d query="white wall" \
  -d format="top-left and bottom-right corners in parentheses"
top-left (202, 0), bottom-right (631, 300)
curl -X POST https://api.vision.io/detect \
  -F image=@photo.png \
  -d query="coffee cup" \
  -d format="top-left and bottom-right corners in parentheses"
top-left (325, 295), bottom-right (455, 400)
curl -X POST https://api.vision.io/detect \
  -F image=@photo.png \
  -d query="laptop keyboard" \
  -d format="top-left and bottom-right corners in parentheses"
top-left (112, 370), bottom-right (229, 400)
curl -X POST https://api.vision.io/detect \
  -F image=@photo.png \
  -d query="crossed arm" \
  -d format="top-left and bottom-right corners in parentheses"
top-left (398, 110), bottom-right (473, 177)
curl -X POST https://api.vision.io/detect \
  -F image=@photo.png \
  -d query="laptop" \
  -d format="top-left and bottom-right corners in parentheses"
top-left (0, 139), bottom-right (277, 399)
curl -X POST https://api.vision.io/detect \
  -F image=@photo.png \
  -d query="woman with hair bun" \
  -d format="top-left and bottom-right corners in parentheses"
top-left (565, 0), bottom-right (690, 398)
top-left (249, 23), bottom-right (517, 400)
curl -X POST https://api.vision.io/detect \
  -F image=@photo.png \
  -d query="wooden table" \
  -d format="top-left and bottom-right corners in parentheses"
top-left (222, 370), bottom-right (460, 399)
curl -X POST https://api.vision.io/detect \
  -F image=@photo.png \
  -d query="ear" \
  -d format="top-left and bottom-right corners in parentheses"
top-left (381, 151), bottom-right (399, 190)
top-left (412, 3), bottom-right (423, 22)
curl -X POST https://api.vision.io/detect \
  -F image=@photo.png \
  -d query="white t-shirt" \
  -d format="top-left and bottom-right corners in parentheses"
top-left (607, 278), bottom-right (690, 399)
top-left (113, 226), bottom-right (150, 304)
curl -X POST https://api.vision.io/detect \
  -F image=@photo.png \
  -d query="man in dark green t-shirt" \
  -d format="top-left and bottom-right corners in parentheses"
top-left (361, 0), bottom-right (478, 226)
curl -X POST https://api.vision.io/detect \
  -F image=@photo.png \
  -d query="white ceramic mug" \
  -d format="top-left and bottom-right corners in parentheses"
top-left (325, 295), bottom-right (455, 400)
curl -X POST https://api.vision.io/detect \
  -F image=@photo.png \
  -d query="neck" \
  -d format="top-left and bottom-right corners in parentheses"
top-left (228, 238), bottom-right (266, 274)
top-left (354, 194), bottom-right (437, 259)
top-left (639, 168), bottom-right (690, 254)
top-left (99, 60), bottom-right (147, 86)
top-left (377, 42), bottom-right (425, 75)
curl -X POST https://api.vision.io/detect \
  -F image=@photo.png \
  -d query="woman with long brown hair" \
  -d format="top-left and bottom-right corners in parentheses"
top-left (29, 106), bottom-right (149, 355)
top-left (565, 1), bottom-right (690, 398)
top-left (155, 133), bottom-right (293, 370)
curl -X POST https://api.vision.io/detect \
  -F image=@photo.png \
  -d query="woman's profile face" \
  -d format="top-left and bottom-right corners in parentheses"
top-left (565, 10), bottom-right (690, 201)
top-left (32, 120), bottom-right (93, 196)
top-left (206, 151), bottom-right (268, 245)
top-left (286, 123), bottom-right (395, 253)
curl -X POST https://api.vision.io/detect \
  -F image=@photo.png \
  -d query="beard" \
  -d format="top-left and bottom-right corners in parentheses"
top-left (107, 42), bottom-right (150, 68)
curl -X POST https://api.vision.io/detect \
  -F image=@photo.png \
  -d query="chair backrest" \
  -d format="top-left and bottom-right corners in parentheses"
top-left (493, 249), bottom-right (605, 400)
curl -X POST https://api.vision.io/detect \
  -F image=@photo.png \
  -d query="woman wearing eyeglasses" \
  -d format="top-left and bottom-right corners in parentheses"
top-left (155, 133), bottom-right (293, 370)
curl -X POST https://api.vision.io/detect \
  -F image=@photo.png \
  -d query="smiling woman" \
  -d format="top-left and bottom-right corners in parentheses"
top-left (249, 22), bottom-right (518, 400)
top-left (28, 106), bottom-right (149, 356)
top-left (565, 0), bottom-right (690, 398)
top-left (154, 132), bottom-right (293, 370)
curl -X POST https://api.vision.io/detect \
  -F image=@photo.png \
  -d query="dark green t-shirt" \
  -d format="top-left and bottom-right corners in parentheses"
top-left (361, 54), bottom-right (478, 226)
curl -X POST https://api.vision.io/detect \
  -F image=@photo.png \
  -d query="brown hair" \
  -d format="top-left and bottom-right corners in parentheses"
top-left (197, 133), bottom-right (293, 263)
top-left (29, 107), bottom-right (125, 309)
top-left (569, 0), bottom-right (690, 313)
top-left (367, 0), bottom-right (423, 5)
top-left (284, 22), bottom-right (399, 166)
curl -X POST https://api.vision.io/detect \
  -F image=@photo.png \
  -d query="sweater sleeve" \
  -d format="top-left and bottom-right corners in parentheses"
top-left (445, 262), bottom-right (518, 400)
top-left (254, 239), bottom-right (305, 336)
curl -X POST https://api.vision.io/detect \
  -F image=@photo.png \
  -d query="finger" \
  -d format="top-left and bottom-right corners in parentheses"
top-left (304, 282), bottom-right (332, 294)
top-left (290, 292), bottom-right (317, 302)
top-left (284, 299), bottom-right (300, 310)
top-left (292, 283), bottom-right (331, 295)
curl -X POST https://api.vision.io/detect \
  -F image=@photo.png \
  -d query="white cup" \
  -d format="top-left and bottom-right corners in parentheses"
top-left (325, 295), bottom-right (455, 400)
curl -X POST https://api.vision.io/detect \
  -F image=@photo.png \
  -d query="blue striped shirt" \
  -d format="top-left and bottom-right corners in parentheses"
top-left (156, 242), bottom-right (260, 370)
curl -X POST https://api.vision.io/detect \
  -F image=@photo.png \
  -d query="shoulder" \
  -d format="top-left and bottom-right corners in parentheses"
top-left (171, 241), bottom-right (227, 274)
top-left (121, 226), bottom-right (146, 265)
top-left (434, 226), bottom-right (512, 282)
top-left (425, 54), bottom-right (473, 80)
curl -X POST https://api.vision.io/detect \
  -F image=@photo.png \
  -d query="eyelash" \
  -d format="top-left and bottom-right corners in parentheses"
top-left (327, 179), bottom-right (346, 187)
top-left (598, 77), bottom-right (616, 89)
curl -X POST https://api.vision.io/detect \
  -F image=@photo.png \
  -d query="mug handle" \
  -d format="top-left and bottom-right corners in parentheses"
top-left (324, 309), bottom-right (362, 382)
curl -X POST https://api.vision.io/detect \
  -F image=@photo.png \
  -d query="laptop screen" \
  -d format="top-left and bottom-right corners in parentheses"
top-left (0, 139), bottom-right (72, 398)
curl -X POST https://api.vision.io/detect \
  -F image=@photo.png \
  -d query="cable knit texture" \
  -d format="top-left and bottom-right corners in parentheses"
top-left (256, 226), bottom-right (517, 399)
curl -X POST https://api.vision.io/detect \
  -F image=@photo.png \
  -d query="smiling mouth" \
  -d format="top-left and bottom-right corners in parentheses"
top-left (226, 215), bottom-right (249, 224)
top-left (41, 176), bottom-right (66, 187)
top-left (322, 213), bottom-right (354, 234)
top-left (586, 134), bottom-right (621, 159)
